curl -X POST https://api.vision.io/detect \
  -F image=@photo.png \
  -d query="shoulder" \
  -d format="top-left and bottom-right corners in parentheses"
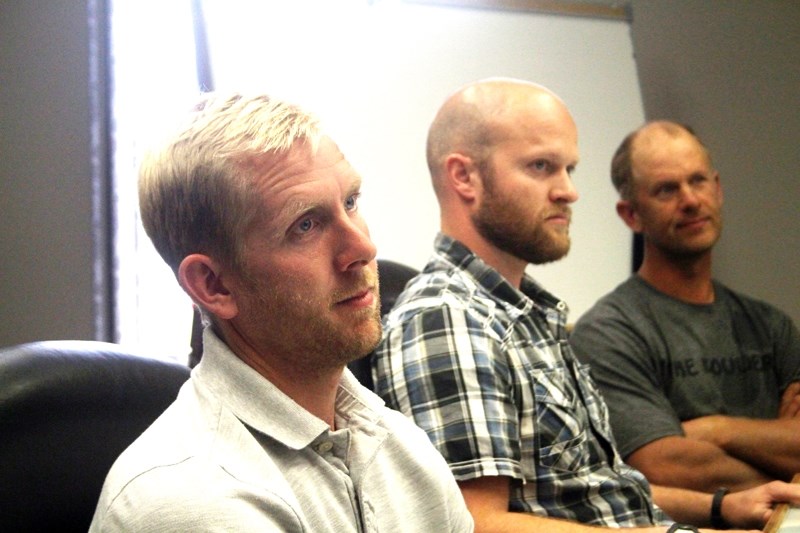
top-left (384, 267), bottom-right (497, 332)
top-left (97, 396), bottom-right (201, 492)
top-left (92, 413), bottom-right (303, 531)
top-left (717, 282), bottom-right (792, 319)
top-left (393, 265), bottom-right (481, 308)
top-left (573, 277), bottom-right (645, 334)
top-left (378, 405), bottom-right (454, 466)
top-left (91, 457), bottom-right (301, 531)
top-left (93, 386), bottom-right (303, 531)
top-left (715, 283), bottom-right (800, 345)
top-left (572, 277), bottom-right (660, 363)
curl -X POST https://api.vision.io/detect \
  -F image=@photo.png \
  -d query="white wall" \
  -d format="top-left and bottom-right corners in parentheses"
top-left (201, 0), bottom-right (644, 321)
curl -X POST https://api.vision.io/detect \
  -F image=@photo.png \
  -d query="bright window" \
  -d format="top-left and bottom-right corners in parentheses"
top-left (109, 1), bottom-right (200, 362)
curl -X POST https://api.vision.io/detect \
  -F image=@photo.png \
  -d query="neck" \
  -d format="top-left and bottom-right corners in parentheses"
top-left (637, 245), bottom-right (714, 304)
top-left (441, 218), bottom-right (527, 288)
top-left (217, 323), bottom-right (342, 429)
top-left (265, 364), bottom-right (342, 430)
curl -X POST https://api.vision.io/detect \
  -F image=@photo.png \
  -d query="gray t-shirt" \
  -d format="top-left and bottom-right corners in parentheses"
top-left (571, 276), bottom-right (800, 459)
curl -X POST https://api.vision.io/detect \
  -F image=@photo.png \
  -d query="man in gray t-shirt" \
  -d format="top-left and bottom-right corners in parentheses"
top-left (571, 121), bottom-right (800, 496)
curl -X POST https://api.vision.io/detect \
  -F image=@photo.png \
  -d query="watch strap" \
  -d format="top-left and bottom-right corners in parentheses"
top-left (711, 487), bottom-right (730, 529)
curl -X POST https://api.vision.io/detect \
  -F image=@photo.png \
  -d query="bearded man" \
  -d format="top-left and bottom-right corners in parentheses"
top-left (372, 79), bottom-right (800, 532)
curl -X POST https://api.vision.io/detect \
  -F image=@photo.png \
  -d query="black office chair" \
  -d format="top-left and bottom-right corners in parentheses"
top-left (347, 258), bottom-right (419, 390)
top-left (0, 340), bottom-right (191, 532)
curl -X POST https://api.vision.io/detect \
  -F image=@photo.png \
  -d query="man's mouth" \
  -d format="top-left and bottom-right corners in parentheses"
top-left (335, 285), bottom-right (376, 308)
top-left (677, 216), bottom-right (710, 230)
top-left (546, 209), bottom-right (572, 224)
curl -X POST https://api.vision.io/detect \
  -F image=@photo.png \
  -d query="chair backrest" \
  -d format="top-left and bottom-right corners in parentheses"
top-left (347, 258), bottom-right (419, 389)
top-left (0, 340), bottom-right (191, 532)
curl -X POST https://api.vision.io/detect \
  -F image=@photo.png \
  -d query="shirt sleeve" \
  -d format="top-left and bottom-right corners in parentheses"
top-left (728, 288), bottom-right (800, 396)
top-left (374, 302), bottom-right (524, 481)
top-left (571, 302), bottom-right (684, 459)
top-left (773, 311), bottom-right (800, 389)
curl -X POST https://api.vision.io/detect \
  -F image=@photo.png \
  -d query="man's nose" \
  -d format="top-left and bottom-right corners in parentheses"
top-left (678, 182), bottom-right (702, 209)
top-left (335, 216), bottom-right (377, 272)
top-left (552, 170), bottom-right (579, 204)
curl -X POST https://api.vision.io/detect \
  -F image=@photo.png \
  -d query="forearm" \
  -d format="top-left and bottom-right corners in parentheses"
top-left (459, 476), bottom-right (667, 532)
top-left (628, 436), bottom-right (771, 493)
top-left (685, 416), bottom-right (800, 480)
top-left (651, 485), bottom-right (714, 527)
top-left (470, 509), bottom-right (589, 532)
top-left (659, 478), bottom-right (800, 531)
top-left (469, 509), bottom-right (666, 532)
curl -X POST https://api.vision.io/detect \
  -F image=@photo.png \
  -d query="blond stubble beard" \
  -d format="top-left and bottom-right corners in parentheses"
top-left (237, 270), bottom-right (383, 375)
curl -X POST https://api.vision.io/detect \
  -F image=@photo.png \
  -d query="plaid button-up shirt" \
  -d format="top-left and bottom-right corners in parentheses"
top-left (373, 234), bottom-right (666, 527)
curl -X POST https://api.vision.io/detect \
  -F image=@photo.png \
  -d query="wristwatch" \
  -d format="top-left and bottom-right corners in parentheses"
top-left (667, 524), bottom-right (700, 533)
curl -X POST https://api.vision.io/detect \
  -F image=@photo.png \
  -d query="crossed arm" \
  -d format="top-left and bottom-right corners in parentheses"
top-left (627, 382), bottom-right (800, 493)
top-left (681, 382), bottom-right (800, 481)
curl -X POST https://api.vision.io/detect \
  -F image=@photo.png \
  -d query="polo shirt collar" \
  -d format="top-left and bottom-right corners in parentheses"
top-left (196, 329), bottom-right (382, 452)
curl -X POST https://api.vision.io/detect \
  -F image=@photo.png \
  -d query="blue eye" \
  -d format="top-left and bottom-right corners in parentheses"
top-left (297, 218), bottom-right (315, 233)
top-left (345, 193), bottom-right (360, 211)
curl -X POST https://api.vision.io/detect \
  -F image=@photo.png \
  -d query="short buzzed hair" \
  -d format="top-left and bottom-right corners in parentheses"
top-left (611, 121), bottom-right (709, 201)
top-left (425, 78), bottom-right (555, 195)
top-left (425, 86), bottom-right (497, 195)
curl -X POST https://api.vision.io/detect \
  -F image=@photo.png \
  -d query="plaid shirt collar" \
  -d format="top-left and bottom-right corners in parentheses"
top-left (430, 232), bottom-right (570, 335)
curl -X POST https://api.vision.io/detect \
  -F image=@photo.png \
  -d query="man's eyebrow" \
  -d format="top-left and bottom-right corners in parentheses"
top-left (348, 175), bottom-right (363, 195)
top-left (269, 174), bottom-right (364, 237)
top-left (525, 149), bottom-right (576, 163)
top-left (264, 198), bottom-right (317, 241)
top-left (282, 198), bottom-right (317, 222)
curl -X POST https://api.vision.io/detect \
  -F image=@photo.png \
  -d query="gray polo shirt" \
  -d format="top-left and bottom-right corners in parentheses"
top-left (90, 329), bottom-right (473, 532)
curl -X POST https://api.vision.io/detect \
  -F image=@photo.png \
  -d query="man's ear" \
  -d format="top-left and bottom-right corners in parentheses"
top-left (616, 199), bottom-right (643, 233)
top-left (178, 254), bottom-right (239, 320)
top-left (444, 153), bottom-right (480, 202)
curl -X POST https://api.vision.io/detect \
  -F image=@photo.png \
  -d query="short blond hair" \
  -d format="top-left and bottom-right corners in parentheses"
top-left (138, 92), bottom-right (322, 274)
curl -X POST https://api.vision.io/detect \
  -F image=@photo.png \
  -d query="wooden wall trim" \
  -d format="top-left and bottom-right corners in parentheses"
top-left (403, 0), bottom-right (630, 21)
